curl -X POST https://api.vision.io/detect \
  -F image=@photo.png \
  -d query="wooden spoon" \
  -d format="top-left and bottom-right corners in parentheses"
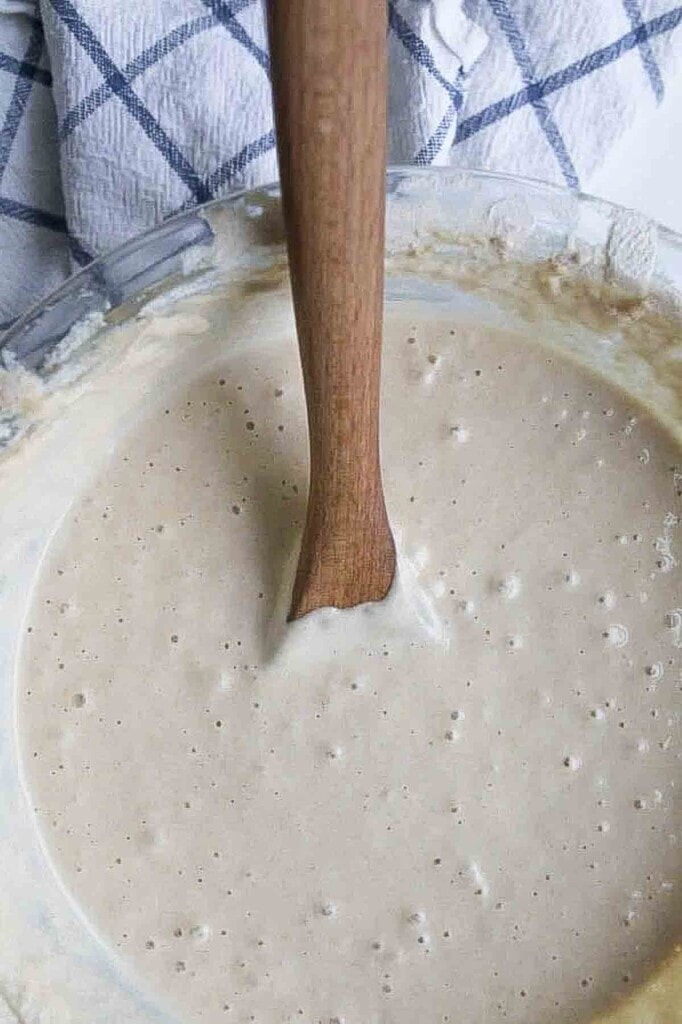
top-left (267, 0), bottom-right (396, 621)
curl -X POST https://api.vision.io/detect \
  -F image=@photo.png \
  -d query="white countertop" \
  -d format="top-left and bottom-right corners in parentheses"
top-left (589, 74), bottom-right (682, 233)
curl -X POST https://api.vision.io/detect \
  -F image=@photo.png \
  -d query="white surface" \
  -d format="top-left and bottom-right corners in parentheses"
top-left (589, 74), bottom-right (682, 233)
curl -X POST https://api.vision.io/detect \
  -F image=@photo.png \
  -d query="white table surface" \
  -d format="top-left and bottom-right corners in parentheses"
top-left (589, 74), bottom-right (682, 234)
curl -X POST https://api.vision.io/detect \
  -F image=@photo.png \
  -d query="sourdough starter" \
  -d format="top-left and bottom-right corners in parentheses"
top-left (16, 281), bottom-right (682, 1024)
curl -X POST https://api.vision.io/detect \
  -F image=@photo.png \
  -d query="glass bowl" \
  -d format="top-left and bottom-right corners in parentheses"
top-left (0, 168), bottom-right (680, 1024)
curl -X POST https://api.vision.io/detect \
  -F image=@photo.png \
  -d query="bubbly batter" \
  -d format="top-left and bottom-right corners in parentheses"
top-left (17, 285), bottom-right (682, 1024)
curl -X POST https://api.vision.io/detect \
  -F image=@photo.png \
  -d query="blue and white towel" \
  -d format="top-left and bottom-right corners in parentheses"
top-left (0, 0), bottom-right (681, 326)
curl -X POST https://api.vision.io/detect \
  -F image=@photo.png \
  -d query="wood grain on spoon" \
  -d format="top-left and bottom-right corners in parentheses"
top-left (267, 0), bottom-right (396, 620)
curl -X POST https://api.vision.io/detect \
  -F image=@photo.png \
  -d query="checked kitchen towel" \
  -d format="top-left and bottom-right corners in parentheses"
top-left (0, 0), bottom-right (680, 326)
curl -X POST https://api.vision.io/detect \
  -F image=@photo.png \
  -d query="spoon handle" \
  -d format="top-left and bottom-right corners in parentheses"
top-left (268, 0), bottom-right (395, 619)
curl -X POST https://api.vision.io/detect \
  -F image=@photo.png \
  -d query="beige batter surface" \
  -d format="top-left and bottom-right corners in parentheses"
top-left (17, 291), bottom-right (682, 1024)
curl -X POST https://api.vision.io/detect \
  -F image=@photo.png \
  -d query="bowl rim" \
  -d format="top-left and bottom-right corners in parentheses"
top-left (3, 164), bottom-right (682, 364)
